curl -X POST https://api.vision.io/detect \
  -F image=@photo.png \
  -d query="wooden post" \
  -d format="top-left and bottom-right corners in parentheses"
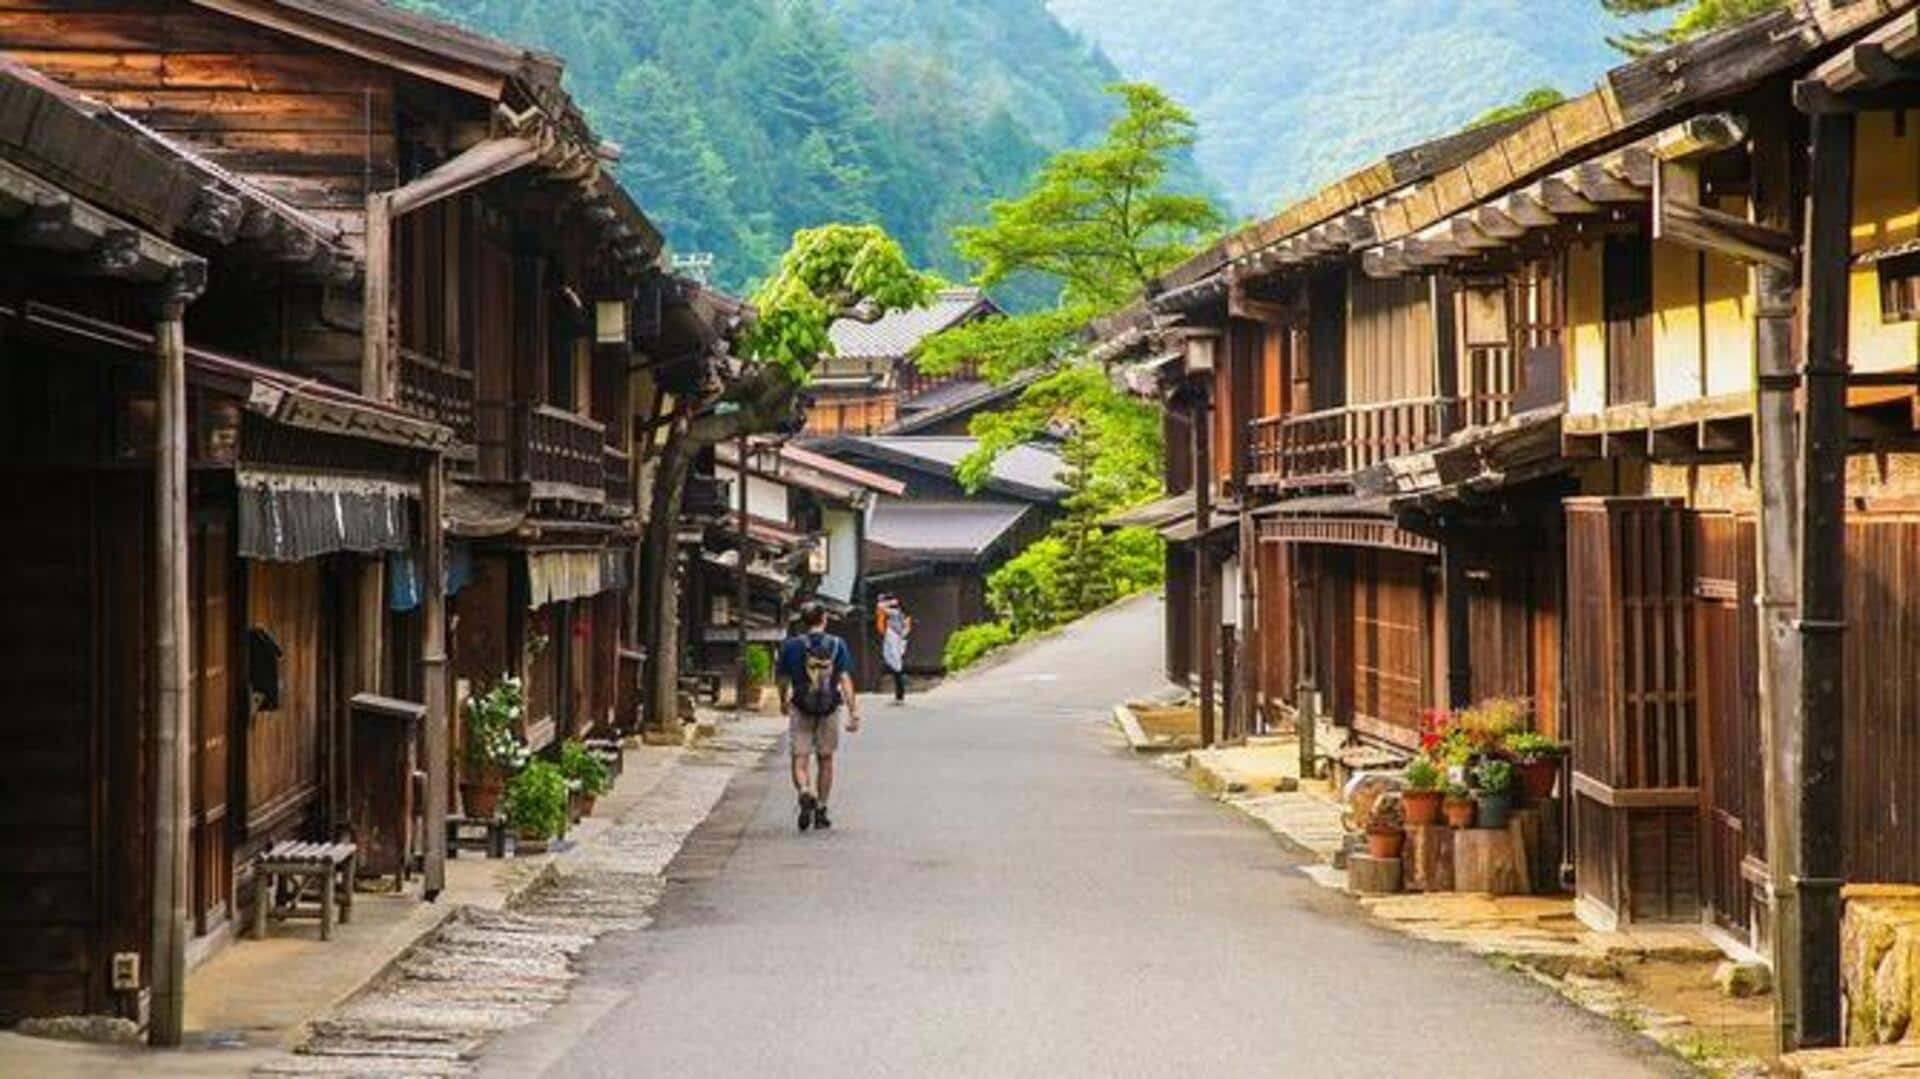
top-left (1783, 108), bottom-right (1853, 1050)
top-left (1192, 380), bottom-right (1216, 747)
top-left (1442, 537), bottom-right (1472, 709)
top-left (734, 432), bottom-right (750, 714)
top-left (1239, 509), bottom-right (1260, 735)
top-left (1220, 624), bottom-right (1237, 742)
top-left (363, 192), bottom-right (392, 401)
top-left (421, 457), bottom-right (449, 899)
top-left (149, 266), bottom-right (202, 1047)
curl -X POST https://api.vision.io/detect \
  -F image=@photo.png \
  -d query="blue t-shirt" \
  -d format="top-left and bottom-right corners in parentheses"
top-left (777, 632), bottom-right (852, 698)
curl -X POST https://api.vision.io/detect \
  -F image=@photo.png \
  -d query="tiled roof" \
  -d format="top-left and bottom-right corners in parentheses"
top-left (843, 436), bottom-right (1069, 502)
top-left (827, 288), bottom-right (996, 361)
top-left (866, 501), bottom-right (1032, 561)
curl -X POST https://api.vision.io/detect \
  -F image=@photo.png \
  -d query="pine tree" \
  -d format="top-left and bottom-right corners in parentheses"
top-left (1600, 0), bottom-right (1787, 56)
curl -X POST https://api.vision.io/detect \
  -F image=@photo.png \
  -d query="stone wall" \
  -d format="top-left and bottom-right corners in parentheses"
top-left (1841, 885), bottom-right (1920, 1046)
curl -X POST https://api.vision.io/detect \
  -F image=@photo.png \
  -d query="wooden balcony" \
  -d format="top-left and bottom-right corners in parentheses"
top-left (520, 404), bottom-right (605, 499)
top-left (603, 445), bottom-right (634, 513)
top-left (1251, 397), bottom-right (1457, 488)
top-left (397, 349), bottom-right (475, 446)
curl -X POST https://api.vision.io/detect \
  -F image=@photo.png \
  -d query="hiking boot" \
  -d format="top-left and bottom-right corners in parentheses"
top-left (813, 804), bottom-right (832, 830)
top-left (798, 792), bottom-right (817, 832)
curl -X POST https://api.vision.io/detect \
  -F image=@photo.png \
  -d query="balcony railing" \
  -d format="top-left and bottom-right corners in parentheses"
top-left (1462, 344), bottom-right (1518, 429)
top-left (603, 445), bottom-right (634, 511)
top-left (520, 404), bottom-right (605, 494)
top-left (1257, 397), bottom-right (1457, 487)
top-left (397, 348), bottom-right (475, 445)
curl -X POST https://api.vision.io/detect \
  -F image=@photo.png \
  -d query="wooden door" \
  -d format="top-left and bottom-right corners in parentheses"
top-left (1694, 513), bottom-right (1762, 942)
top-left (190, 513), bottom-right (234, 935)
top-left (1566, 499), bottom-right (1699, 928)
top-left (1603, 234), bottom-right (1653, 407)
top-left (1351, 549), bottom-right (1431, 748)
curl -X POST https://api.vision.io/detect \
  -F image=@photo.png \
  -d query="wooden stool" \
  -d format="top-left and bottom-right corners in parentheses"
top-left (447, 814), bottom-right (508, 859)
top-left (252, 840), bottom-right (356, 941)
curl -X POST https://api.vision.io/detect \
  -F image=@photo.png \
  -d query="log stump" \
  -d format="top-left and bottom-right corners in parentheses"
top-left (1347, 853), bottom-right (1403, 896)
top-left (1453, 827), bottom-right (1526, 895)
top-left (1402, 824), bottom-right (1455, 893)
top-left (1508, 808), bottom-right (1545, 895)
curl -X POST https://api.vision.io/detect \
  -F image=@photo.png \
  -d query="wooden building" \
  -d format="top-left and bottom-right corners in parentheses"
top-left (805, 287), bottom-right (1004, 437)
top-left (0, 0), bottom-right (738, 1041)
top-left (817, 436), bottom-right (1066, 680)
top-left (1092, 0), bottom-right (1920, 1046)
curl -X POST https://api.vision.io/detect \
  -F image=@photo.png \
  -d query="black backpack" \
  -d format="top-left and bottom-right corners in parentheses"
top-left (793, 634), bottom-right (840, 717)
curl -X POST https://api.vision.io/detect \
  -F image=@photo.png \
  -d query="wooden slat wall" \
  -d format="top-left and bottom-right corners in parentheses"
top-left (1256, 538), bottom-right (1294, 715)
top-left (1603, 232), bottom-right (1655, 408)
top-left (1842, 515), bottom-right (1920, 884)
top-left (1695, 512), bottom-right (1762, 938)
top-left (1345, 273), bottom-right (1435, 407)
top-left (0, 0), bottom-right (400, 247)
top-left (245, 559), bottom-right (323, 839)
top-left (1164, 548), bottom-right (1193, 686)
top-left (189, 510), bottom-right (234, 935)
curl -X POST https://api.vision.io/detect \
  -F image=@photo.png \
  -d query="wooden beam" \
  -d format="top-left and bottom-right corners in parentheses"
top-left (388, 135), bottom-right (544, 218)
top-left (1474, 204), bottom-right (1528, 240)
top-left (186, 186), bottom-right (245, 245)
top-left (1537, 177), bottom-right (1599, 216)
top-left (1503, 191), bottom-right (1559, 229)
top-left (1572, 160), bottom-right (1647, 204)
top-left (1659, 197), bottom-right (1797, 271)
top-left (1792, 79), bottom-right (1920, 115)
top-left (362, 191), bottom-right (393, 402)
top-left (1449, 216), bottom-right (1503, 251)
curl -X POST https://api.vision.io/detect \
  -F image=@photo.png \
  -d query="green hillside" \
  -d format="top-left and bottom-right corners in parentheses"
top-left (398, 0), bottom-right (1124, 293)
top-left (1045, 0), bottom-right (1651, 213)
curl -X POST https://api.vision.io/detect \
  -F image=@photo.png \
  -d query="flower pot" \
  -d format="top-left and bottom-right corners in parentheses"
top-left (1402, 789), bottom-right (1443, 827)
top-left (1443, 797), bottom-right (1476, 829)
top-left (577, 793), bottom-right (597, 819)
top-left (1473, 790), bottom-right (1515, 830)
top-left (1366, 829), bottom-right (1406, 860)
top-left (514, 831), bottom-right (549, 855)
top-left (1518, 757), bottom-right (1560, 803)
top-left (460, 773), bottom-right (505, 819)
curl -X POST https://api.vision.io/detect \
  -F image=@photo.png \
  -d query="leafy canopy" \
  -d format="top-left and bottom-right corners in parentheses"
top-left (739, 223), bottom-right (937, 381)
top-left (1600, 0), bottom-right (1787, 56)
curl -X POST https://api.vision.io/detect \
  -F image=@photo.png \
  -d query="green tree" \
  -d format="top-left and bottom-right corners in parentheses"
top-left (1600, 0), bottom-right (1787, 56)
top-left (1469, 86), bottom-right (1567, 130)
top-left (640, 224), bottom-right (933, 726)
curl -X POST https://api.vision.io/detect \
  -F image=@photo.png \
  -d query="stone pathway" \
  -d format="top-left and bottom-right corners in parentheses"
top-left (251, 723), bottom-right (778, 1077)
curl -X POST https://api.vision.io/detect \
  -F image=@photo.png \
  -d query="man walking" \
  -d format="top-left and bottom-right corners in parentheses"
top-left (778, 603), bottom-right (859, 831)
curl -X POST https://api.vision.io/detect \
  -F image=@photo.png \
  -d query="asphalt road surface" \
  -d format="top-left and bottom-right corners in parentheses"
top-left (479, 594), bottom-right (1685, 1079)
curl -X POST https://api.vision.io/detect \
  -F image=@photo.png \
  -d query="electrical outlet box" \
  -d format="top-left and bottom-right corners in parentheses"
top-left (111, 952), bottom-right (139, 991)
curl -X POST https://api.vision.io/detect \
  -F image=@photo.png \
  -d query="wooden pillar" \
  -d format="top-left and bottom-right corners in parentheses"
top-left (1442, 534), bottom-right (1472, 709)
top-left (420, 457), bottom-right (449, 898)
top-left (1238, 509), bottom-right (1260, 735)
top-left (1191, 380), bottom-right (1216, 747)
top-left (1781, 108), bottom-right (1853, 1050)
top-left (149, 265), bottom-right (203, 1047)
top-left (734, 432), bottom-right (751, 713)
top-left (363, 192), bottom-right (393, 401)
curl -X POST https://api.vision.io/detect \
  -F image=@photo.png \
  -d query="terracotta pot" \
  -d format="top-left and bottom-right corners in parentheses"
top-left (1442, 797), bottom-right (1476, 829)
top-left (514, 830), bottom-right (550, 855)
top-left (1365, 829), bottom-right (1406, 860)
top-left (1402, 789), bottom-right (1443, 826)
top-left (461, 773), bottom-right (505, 819)
top-left (1518, 757), bottom-right (1561, 803)
top-left (577, 793), bottom-right (597, 819)
top-left (1473, 790), bottom-right (1515, 830)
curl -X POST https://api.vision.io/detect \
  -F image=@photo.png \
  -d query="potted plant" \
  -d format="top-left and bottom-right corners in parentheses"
top-left (743, 644), bottom-right (774, 710)
top-left (1471, 758), bottom-right (1517, 830)
top-left (1442, 782), bottom-right (1476, 829)
top-left (505, 759), bottom-right (569, 854)
top-left (1505, 731), bottom-right (1567, 803)
top-left (1364, 793), bottom-right (1407, 859)
top-left (558, 739), bottom-right (613, 820)
top-left (1402, 756), bottom-right (1443, 826)
top-left (461, 676), bottom-right (529, 819)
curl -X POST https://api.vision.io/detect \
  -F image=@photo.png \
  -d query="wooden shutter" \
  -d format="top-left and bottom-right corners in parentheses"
top-left (191, 514), bottom-right (234, 934)
top-left (1603, 234), bottom-right (1654, 407)
top-left (1694, 513), bottom-right (1763, 943)
top-left (1566, 498), bottom-right (1699, 928)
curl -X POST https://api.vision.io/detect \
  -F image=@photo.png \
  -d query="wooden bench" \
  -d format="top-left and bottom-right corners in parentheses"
top-left (252, 840), bottom-right (356, 941)
top-left (446, 814), bottom-right (508, 859)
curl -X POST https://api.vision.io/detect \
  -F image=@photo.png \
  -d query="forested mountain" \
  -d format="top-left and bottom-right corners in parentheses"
top-left (399, 0), bottom-right (1124, 292)
top-left (1045, 0), bottom-right (1649, 213)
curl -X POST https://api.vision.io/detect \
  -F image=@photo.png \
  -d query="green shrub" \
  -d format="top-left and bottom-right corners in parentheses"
top-left (944, 621), bottom-right (1016, 671)
top-left (744, 643), bottom-right (774, 686)
top-left (557, 739), bottom-right (612, 797)
top-left (464, 676), bottom-right (529, 772)
top-left (505, 760), bottom-right (570, 839)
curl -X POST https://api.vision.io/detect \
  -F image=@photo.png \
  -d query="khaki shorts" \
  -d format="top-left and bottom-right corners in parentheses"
top-left (788, 707), bottom-right (841, 757)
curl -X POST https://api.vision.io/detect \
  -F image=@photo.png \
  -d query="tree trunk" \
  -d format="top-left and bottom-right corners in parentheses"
top-left (640, 422), bottom-right (694, 734)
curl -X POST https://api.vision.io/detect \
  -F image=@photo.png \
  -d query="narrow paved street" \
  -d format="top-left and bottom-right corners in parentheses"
top-left (479, 594), bottom-right (1683, 1078)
